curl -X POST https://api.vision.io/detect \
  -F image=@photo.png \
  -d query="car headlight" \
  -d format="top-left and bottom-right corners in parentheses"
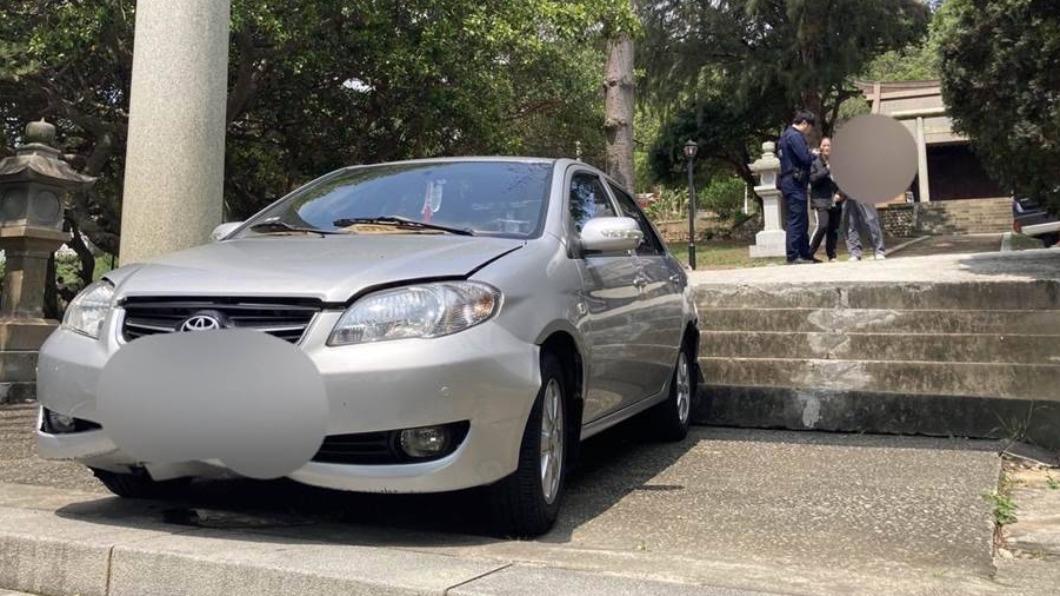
top-left (328, 281), bottom-right (501, 346)
top-left (62, 280), bottom-right (115, 339)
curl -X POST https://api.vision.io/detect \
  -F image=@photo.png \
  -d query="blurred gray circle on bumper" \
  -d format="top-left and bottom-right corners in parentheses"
top-left (97, 329), bottom-right (327, 479)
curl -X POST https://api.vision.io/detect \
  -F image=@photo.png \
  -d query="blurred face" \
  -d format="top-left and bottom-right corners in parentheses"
top-left (820, 138), bottom-right (832, 158)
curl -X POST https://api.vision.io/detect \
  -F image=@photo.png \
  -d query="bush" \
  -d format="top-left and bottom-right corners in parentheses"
top-left (645, 176), bottom-right (747, 223)
top-left (698, 176), bottom-right (745, 220)
top-left (644, 187), bottom-right (689, 221)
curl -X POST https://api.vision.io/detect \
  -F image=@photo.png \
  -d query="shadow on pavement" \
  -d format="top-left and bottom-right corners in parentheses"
top-left (54, 414), bottom-right (695, 546)
top-left (956, 249), bottom-right (1060, 280)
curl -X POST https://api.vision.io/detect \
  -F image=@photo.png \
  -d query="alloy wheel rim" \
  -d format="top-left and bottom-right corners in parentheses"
top-left (540, 378), bottom-right (564, 504)
top-left (676, 352), bottom-right (691, 424)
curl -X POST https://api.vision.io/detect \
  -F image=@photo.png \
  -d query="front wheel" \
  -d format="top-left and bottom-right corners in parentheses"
top-left (646, 345), bottom-right (696, 441)
top-left (486, 352), bottom-right (567, 537)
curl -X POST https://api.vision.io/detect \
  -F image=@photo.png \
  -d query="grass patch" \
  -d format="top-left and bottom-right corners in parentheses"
top-left (666, 231), bottom-right (913, 270)
top-left (1011, 233), bottom-right (1054, 251)
top-left (983, 490), bottom-right (1018, 526)
top-left (666, 240), bottom-right (784, 269)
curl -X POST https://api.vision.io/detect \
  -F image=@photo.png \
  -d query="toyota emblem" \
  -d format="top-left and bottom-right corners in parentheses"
top-left (179, 314), bottom-right (222, 332)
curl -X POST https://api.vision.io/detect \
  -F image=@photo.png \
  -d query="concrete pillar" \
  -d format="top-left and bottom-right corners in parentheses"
top-left (120, 0), bottom-right (231, 265)
top-left (916, 116), bottom-right (931, 203)
top-left (748, 142), bottom-right (786, 258)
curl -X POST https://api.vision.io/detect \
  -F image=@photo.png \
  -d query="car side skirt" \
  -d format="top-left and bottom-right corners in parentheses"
top-left (579, 384), bottom-right (671, 440)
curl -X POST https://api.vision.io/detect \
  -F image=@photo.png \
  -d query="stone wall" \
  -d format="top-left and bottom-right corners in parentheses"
top-left (877, 204), bottom-right (916, 237)
top-left (654, 216), bottom-right (713, 244)
top-left (653, 213), bottom-right (763, 244)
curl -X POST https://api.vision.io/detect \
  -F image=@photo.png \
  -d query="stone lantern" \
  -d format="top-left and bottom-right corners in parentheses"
top-left (747, 141), bottom-right (786, 258)
top-left (0, 120), bottom-right (94, 401)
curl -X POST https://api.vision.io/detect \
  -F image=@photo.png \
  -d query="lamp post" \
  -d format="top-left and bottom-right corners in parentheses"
top-left (683, 140), bottom-right (699, 270)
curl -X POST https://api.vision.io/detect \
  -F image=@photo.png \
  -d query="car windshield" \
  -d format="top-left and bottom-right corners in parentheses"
top-left (242, 161), bottom-right (553, 239)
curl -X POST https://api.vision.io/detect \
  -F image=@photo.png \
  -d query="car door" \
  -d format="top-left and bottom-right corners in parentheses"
top-left (566, 169), bottom-right (657, 422)
top-left (605, 180), bottom-right (685, 402)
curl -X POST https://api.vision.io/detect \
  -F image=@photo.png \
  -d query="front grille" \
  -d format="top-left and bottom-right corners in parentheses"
top-left (121, 297), bottom-right (321, 344)
top-left (313, 431), bottom-right (398, 465)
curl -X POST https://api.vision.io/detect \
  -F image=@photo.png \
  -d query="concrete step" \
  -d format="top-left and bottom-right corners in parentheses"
top-left (700, 330), bottom-right (1060, 364)
top-left (695, 384), bottom-right (1060, 448)
top-left (699, 308), bottom-right (1060, 335)
top-left (695, 280), bottom-right (1060, 310)
top-left (699, 356), bottom-right (1060, 401)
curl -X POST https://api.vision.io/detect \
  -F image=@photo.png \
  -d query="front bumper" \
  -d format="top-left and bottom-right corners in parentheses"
top-left (1021, 220), bottom-right (1060, 237)
top-left (36, 309), bottom-right (540, 493)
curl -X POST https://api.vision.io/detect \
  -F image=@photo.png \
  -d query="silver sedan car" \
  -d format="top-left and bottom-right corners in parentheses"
top-left (37, 157), bottom-right (700, 536)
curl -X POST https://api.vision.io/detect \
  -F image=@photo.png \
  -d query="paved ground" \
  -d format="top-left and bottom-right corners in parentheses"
top-left (1, 404), bottom-right (1029, 594)
top-left (896, 234), bottom-right (1005, 258)
top-left (1003, 465), bottom-right (1060, 560)
top-left (0, 406), bottom-right (101, 492)
top-left (690, 246), bottom-right (1060, 286)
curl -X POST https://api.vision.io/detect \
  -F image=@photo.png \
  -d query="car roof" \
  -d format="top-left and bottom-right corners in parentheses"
top-left (347, 156), bottom-right (560, 168)
top-left (334, 157), bottom-right (618, 190)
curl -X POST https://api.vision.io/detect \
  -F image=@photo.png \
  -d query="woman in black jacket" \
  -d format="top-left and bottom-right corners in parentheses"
top-left (808, 137), bottom-right (842, 261)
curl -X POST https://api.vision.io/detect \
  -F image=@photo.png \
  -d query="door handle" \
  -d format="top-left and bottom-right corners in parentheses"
top-left (668, 274), bottom-right (682, 286)
top-left (633, 275), bottom-right (648, 289)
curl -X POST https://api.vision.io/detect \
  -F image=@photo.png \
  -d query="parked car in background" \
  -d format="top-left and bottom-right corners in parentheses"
top-left (1013, 197), bottom-right (1060, 247)
top-left (36, 158), bottom-right (700, 537)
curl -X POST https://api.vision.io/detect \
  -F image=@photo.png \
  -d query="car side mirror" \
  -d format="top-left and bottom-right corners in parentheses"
top-left (579, 217), bottom-right (643, 253)
top-left (210, 221), bottom-right (243, 241)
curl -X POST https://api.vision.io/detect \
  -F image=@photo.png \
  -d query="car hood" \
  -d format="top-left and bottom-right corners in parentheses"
top-left (109, 234), bottom-right (524, 303)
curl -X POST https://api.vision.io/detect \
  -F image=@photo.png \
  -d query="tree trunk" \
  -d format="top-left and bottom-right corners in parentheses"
top-left (66, 217), bottom-right (96, 287)
top-left (43, 255), bottom-right (58, 320)
top-left (603, 5), bottom-right (636, 192)
top-left (801, 89), bottom-right (824, 148)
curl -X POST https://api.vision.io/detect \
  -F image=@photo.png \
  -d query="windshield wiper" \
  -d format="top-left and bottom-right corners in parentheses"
top-left (249, 218), bottom-right (344, 237)
top-left (332, 216), bottom-right (475, 236)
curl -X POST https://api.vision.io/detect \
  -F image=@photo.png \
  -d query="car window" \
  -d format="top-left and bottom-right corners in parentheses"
top-left (243, 161), bottom-right (553, 239)
top-left (607, 182), bottom-right (664, 256)
top-left (569, 172), bottom-right (617, 233)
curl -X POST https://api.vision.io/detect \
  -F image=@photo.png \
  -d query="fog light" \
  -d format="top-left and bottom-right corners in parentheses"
top-left (399, 426), bottom-right (451, 458)
top-left (44, 408), bottom-right (76, 433)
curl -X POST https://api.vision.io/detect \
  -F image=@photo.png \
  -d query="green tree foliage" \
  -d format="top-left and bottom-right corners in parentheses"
top-left (939, 0), bottom-right (1060, 213)
top-left (640, 0), bottom-right (929, 183)
top-left (647, 94), bottom-right (776, 186)
top-left (0, 0), bottom-right (633, 283)
top-left (864, 1), bottom-right (957, 82)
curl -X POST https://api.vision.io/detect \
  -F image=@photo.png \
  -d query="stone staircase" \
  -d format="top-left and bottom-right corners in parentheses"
top-left (916, 197), bottom-right (1013, 235)
top-left (693, 278), bottom-right (1060, 448)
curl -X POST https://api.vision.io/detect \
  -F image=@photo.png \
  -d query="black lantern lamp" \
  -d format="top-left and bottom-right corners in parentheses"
top-left (683, 140), bottom-right (699, 270)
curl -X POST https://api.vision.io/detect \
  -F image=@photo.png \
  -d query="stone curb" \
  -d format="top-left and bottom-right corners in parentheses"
top-left (0, 504), bottom-right (725, 596)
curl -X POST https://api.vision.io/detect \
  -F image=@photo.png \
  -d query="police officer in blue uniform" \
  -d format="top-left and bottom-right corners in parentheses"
top-left (778, 111), bottom-right (817, 264)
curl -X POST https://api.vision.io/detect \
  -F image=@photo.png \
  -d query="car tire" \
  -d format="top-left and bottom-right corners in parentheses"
top-left (1040, 233), bottom-right (1059, 248)
top-left (646, 342), bottom-right (696, 442)
top-left (91, 468), bottom-right (189, 499)
top-left (486, 352), bottom-right (568, 538)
